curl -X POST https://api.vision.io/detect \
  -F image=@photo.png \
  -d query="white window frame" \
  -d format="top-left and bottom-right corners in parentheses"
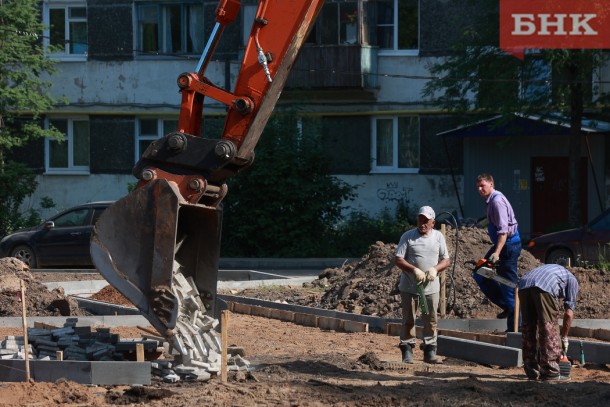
top-left (42, 0), bottom-right (88, 61)
top-left (45, 117), bottom-right (90, 175)
top-left (135, 117), bottom-right (178, 162)
top-left (136, 2), bottom-right (205, 57)
top-left (370, 116), bottom-right (420, 174)
top-left (377, 0), bottom-right (419, 57)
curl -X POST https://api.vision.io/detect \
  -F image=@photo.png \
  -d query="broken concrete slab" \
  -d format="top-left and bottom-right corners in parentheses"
top-left (437, 335), bottom-right (522, 367)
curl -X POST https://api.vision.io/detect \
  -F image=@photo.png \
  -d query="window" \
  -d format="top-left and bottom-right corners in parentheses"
top-left (306, 1), bottom-right (359, 45)
top-left (367, 0), bottom-right (418, 54)
top-left (45, 118), bottom-right (90, 174)
top-left (136, 118), bottom-right (178, 161)
top-left (44, 2), bottom-right (88, 58)
top-left (371, 116), bottom-right (419, 173)
top-left (518, 55), bottom-right (596, 108)
top-left (137, 2), bottom-right (204, 55)
top-left (53, 208), bottom-right (90, 227)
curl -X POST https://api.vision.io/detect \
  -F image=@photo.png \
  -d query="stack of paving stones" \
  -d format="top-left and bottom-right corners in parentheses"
top-left (0, 318), bottom-right (159, 362)
top-left (0, 265), bottom-right (252, 383)
top-left (161, 268), bottom-right (251, 382)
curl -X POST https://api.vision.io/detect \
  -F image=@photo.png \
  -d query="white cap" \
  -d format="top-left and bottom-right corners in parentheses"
top-left (418, 206), bottom-right (435, 220)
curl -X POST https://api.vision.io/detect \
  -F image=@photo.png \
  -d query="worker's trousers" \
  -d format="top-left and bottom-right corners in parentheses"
top-left (474, 239), bottom-right (521, 331)
top-left (519, 287), bottom-right (561, 379)
top-left (399, 291), bottom-right (439, 347)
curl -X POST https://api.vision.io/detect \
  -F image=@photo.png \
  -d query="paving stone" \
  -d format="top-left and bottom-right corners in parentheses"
top-left (437, 336), bottom-right (522, 367)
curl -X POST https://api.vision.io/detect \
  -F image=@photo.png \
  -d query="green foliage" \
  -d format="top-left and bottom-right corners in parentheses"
top-left (0, 0), bottom-right (65, 153)
top-left (328, 200), bottom-right (416, 257)
top-left (0, 0), bottom-right (65, 236)
top-left (597, 243), bottom-right (610, 274)
top-left (221, 114), bottom-right (357, 257)
top-left (220, 112), bottom-right (419, 257)
top-left (0, 161), bottom-right (55, 237)
top-left (421, 0), bottom-right (609, 228)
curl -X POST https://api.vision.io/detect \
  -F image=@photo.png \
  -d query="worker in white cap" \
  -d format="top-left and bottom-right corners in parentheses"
top-left (395, 206), bottom-right (450, 364)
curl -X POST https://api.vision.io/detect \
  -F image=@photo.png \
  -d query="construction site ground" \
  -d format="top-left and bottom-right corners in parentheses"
top-left (0, 226), bottom-right (609, 406)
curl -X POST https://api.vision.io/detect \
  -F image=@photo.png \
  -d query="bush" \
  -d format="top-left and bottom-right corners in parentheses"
top-left (327, 200), bottom-right (416, 257)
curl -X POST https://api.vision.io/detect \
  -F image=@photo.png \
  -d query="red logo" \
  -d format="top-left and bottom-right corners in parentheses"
top-left (500, 0), bottom-right (610, 59)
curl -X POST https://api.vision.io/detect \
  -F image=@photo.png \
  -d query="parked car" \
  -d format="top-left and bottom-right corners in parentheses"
top-left (526, 208), bottom-right (610, 266)
top-left (0, 201), bottom-right (113, 268)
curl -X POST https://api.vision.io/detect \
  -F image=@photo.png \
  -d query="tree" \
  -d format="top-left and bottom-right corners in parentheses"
top-left (221, 113), bottom-right (356, 257)
top-left (421, 0), bottom-right (608, 228)
top-left (0, 0), bottom-right (63, 236)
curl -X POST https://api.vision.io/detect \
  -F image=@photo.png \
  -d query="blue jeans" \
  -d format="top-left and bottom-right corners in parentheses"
top-left (473, 240), bottom-right (521, 331)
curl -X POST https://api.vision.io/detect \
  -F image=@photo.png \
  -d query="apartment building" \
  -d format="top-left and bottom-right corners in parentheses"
top-left (14, 0), bottom-right (610, 239)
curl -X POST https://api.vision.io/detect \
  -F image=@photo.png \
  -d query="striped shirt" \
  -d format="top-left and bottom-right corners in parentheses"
top-left (486, 190), bottom-right (519, 238)
top-left (519, 264), bottom-right (579, 311)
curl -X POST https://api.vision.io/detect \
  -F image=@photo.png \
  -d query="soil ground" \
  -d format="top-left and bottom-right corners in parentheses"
top-left (0, 227), bottom-right (609, 406)
top-left (0, 313), bottom-right (609, 406)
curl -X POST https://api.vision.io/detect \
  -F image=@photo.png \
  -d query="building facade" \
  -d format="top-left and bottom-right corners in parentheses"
top-left (12, 0), bottom-right (610, 240)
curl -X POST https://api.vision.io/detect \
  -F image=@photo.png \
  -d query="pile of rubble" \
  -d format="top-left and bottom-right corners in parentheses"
top-left (284, 226), bottom-right (543, 319)
top-left (304, 226), bottom-right (610, 319)
top-left (236, 226), bottom-right (610, 320)
top-left (0, 257), bottom-right (86, 317)
top-left (163, 267), bottom-right (250, 381)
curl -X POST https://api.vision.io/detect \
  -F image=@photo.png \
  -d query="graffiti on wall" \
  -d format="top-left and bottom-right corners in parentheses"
top-left (376, 182), bottom-right (413, 202)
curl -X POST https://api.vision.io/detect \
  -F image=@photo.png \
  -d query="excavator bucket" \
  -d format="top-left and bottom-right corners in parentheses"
top-left (90, 179), bottom-right (221, 337)
top-left (90, 0), bottom-right (326, 342)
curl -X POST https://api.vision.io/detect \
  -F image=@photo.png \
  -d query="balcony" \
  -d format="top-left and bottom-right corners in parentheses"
top-left (287, 44), bottom-right (378, 90)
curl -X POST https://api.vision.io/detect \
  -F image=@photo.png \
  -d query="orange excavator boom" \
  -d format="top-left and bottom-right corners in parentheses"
top-left (91, 0), bottom-right (324, 338)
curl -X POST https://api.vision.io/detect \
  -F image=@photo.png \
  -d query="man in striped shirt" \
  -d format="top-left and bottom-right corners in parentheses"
top-left (519, 264), bottom-right (579, 381)
top-left (476, 173), bottom-right (521, 332)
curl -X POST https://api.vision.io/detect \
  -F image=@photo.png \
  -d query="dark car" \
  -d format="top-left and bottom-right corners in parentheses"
top-left (0, 201), bottom-right (113, 268)
top-left (526, 208), bottom-right (610, 266)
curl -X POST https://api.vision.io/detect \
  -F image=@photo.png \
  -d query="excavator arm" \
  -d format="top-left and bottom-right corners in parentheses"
top-left (91, 0), bottom-right (324, 338)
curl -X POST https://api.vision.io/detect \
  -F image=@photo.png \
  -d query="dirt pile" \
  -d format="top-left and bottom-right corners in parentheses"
top-left (235, 226), bottom-right (610, 320)
top-left (90, 284), bottom-right (133, 307)
top-left (0, 257), bottom-right (87, 317)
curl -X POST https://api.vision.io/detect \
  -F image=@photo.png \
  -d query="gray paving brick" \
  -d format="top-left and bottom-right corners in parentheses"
top-left (437, 335), bottom-right (522, 367)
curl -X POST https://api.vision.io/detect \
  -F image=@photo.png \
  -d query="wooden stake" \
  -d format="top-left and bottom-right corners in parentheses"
top-left (440, 224), bottom-right (446, 318)
top-left (137, 325), bottom-right (161, 337)
top-left (20, 280), bottom-right (31, 382)
top-left (513, 287), bottom-right (520, 333)
top-left (221, 310), bottom-right (230, 383)
top-left (136, 343), bottom-right (145, 362)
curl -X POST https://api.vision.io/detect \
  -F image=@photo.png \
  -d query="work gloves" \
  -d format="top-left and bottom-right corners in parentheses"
top-left (413, 268), bottom-right (426, 282)
top-left (561, 336), bottom-right (569, 354)
top-left (426, 267), bottom-right (437, 282)
top-left (488, 253), bottom-right (500, 264)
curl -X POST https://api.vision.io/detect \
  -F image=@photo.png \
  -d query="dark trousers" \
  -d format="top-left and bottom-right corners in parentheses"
top-left (473, 239), bottom-right (521, 331)
top-left (519, 287), bottom-right (561, 379)
top-left (399, 291), bottom-right (439, 347)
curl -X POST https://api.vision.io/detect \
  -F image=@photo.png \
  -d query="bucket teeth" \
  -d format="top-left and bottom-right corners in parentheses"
top-left (91, 179), bottom-right (221, 336)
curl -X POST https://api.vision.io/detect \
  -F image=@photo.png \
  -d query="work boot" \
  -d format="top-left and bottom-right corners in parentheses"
top-left (496, 309), bottom-right (509, 319)
top-left (423, 345), bottom-right (443, 364)
top-left (399, 343), bottom-right (414, 364)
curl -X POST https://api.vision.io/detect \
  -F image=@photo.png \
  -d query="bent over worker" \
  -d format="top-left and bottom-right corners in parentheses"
top-left (519, 264), bottom-right (579, 381)
top-left (395, 206), bottom-right (450, 364)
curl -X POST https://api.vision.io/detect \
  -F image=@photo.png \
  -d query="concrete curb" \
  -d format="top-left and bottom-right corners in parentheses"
top-left (0, 315), bottom-right (150, 328)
